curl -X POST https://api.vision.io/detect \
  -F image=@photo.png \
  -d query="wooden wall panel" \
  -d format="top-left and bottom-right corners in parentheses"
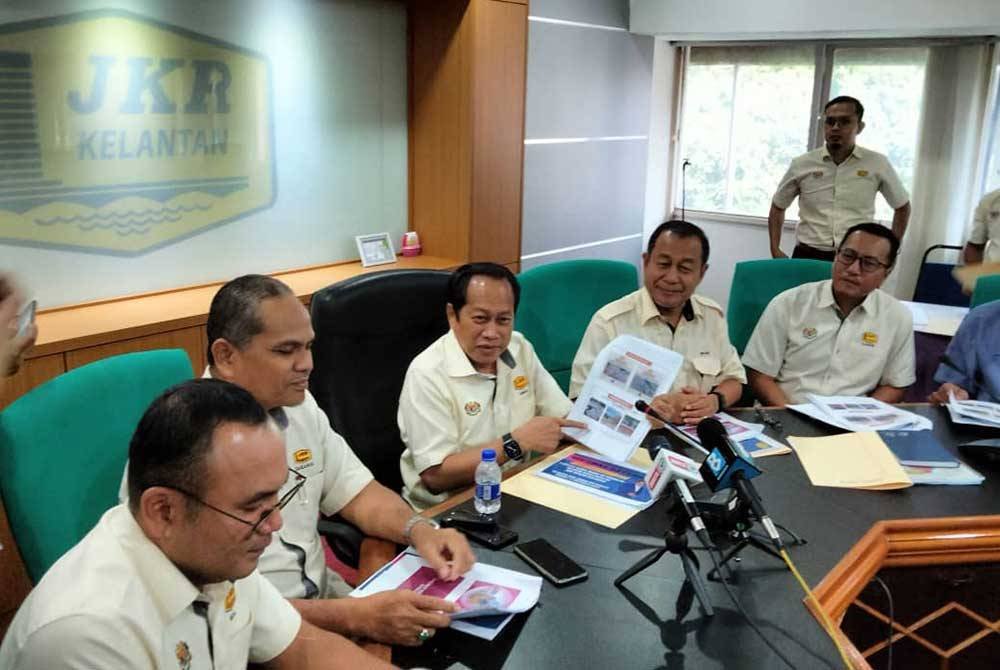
top-left (0, 353), bottom-right (65, 412)
top-left (65, 326), bottom-right (206, 375)
top-left (470, 0), bottom-right (527, 264)
top-left (409, 0), bottom-right (473, 261)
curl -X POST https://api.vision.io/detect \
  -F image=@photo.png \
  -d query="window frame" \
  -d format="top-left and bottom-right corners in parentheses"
top-left (671, 37), bottom-right (990, 224)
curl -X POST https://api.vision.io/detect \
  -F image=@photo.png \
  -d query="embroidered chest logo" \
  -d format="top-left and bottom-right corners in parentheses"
top-left (225, 585), bottom-right (237, 620)
top-left (990, 210), bottom-right (1000, 220)
top-left (293, 448), bottom-right (312, 464)
top-left (802, 327), bottom-right (818, 340)
top-left (175, 641), bottom-right (192, 670)
top-left (857, 169), bottom-right (869, 177)
top-left (513, 375), bottom-right (529, 392)
top-left (811, 170), bottom-right (824, 179)
top-left (862, 331), bottom-right (878, 346)
top-left (464, 401), bottom-right (482, 416)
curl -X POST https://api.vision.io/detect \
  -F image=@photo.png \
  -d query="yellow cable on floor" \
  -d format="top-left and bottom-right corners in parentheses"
top-left (780, 548), bottom-right (854, 670)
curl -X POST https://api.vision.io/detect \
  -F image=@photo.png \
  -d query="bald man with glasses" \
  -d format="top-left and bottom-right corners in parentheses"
top-left (744, 223), bottom-right (915, 406)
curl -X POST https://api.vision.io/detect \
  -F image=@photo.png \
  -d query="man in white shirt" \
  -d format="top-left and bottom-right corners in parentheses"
top-left (0, 379), bottom-right (390, 669)
top-left (963, 188), bottom-right (1000, 264)
top-left (744, 223), bottom-right (915, 405)
top-left (196, 275), bottom-right (475, 646)
top-left (0, 274), bottom-right (36, 378)
top-left (768, 96), bottom-right (911, 261)
top-left (570, 220), bottom-right (745, 424)
top-left (398, 263), bottom-right (585, 510)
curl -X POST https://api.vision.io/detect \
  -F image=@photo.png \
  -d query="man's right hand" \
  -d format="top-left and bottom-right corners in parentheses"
top-left (928, 382), bottom-right (969, 405)
top-left (647, 392), bottom-right (688, 425)
top-left (353, 590), bottom-right (455, 646)
top-left (511, 416), bottom-right (587, 454)
top-left (770, 247), bottom-right (788, 259)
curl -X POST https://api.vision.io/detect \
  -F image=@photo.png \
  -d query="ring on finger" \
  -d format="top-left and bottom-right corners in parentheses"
top-left (417, 628), bottom-right (432, 642)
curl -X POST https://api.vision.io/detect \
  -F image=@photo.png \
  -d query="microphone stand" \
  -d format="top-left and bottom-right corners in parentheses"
top-left (698, 489), bottom-right (806, 583)
top-left (615, 488), bottom-right (715, 618)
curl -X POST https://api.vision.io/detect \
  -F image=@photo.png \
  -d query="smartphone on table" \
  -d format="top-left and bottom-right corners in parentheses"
top-left (514, 538), bottom-right (588, 586)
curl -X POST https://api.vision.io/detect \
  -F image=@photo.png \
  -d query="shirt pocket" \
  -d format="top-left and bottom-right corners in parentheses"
top-left (799, 173), bottom-right (832, 195)
top-left (215, 613), bottom-right (253, 669)
top-left (691, 354), bottom-right (721, 378)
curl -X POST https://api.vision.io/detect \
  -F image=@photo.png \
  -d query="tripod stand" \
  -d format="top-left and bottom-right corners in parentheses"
top-left (615, 492), bottom-right (715, 617)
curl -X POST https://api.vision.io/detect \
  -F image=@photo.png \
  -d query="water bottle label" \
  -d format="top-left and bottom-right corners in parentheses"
top-left (476, 483), bottom-right (500, 501)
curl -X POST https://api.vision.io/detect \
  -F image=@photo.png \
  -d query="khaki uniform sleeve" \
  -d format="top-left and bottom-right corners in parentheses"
top-left (316, 416), bottom-right (374, 516)
top-left (8, 615), bottom-right (150, 670)
top-left (570, 314), bottom-right (613, 399)
top-left (771, 159), bottom-right (800, 209)
top-left (247, 571), bottom-right (303, 663)
top-left (878, 158), bottom-right (909, 210)
top-left (398, 366), bottom-right (462, 475)
top-left (741, 296), bottom-right (788, 378)
top-left (717, 316), bottom-right (747, 384)
top-left (879, 306), bottom-right (916, 389)
top-left (968, 193), bottom-right (991, 245)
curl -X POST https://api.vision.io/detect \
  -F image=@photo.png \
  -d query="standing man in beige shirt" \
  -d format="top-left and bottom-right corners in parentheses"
top-left (571, 220), bottom-right (745, 425)
top-left (768, 96), bottom-right (911, 261)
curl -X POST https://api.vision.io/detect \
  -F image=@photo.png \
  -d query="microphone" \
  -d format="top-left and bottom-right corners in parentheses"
top-left (696, 418), bottom-right (784, 551)
top-left (645, 447), bottom-right (714, 549)
top-left (635, 399), bottom-right (669, 425)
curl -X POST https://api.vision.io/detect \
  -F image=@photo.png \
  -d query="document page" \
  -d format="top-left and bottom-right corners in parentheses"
top-left (790, 394), bottom-right (932, 432)
top-left (351, 551), bottom-right (542, 640)
top-left (787, 432), bottom-right (912, 490)
top-left (947, 392), bottom-right (1000, 428)
top-left (563, 334), bottom-right (683, 462)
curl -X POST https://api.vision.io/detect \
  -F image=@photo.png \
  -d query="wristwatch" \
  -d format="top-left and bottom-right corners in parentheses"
top-left (709, 390), bottom-right (726, 412)
top-left (403, 514), bottom-right (440, 544)
top-left (502, 432), bottom-right (523, 461)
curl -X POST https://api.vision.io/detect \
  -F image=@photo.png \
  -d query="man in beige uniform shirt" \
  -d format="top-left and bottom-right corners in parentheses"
top-left (963, 187), bottom-right (1000, 264)
top-left (768, 96), bottom-right (911, 261)
top-left (399, 263), bottom-right (585, 511)
top-left (571, 220), bottom-right (745, 424)
top-left (744, 223), bottom-right (915, 405)
top-left (0, 379), bottom-right (390, 669)
top-left (122, 275), bottom-right (475, 648)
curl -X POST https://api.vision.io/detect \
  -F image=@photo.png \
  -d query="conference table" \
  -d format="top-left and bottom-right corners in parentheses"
top-left (360, 404), bottom-right (1000, 669)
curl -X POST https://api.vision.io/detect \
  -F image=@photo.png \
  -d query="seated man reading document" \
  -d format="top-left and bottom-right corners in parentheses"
top-left (743, 223), bottom-right (915, 406)
top-left (928, 300), bottom-right (1000, 404)
top-left (121, 275), bottom-right (475, 647)
top-left (0, 379), bottom-right (390, 669)
top-left (398, 262), bottom-right (585, 511)
top-left (570, 220), bottom-right (745, 424)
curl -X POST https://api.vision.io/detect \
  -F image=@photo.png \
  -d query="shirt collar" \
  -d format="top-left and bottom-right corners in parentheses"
top-left (112, 505), bottom-right (205, 623)
top-left (821, 144), bottom-right (862, 162)
top-left (639, 287), bottom-right (697, 326)
top-left (442, 330), bottom-right (515, 378)
top-left (819, 279), bottom-right (877, 316)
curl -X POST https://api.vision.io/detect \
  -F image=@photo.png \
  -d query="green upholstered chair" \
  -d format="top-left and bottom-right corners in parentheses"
top-left (0, 348), bottom-right (193, 582)
top-left (727, 258), bottom-right (832, 355)
top-left (517, 259), bottom-right (639, 393)
top-left (970, 274), bottom-right (1000, 308)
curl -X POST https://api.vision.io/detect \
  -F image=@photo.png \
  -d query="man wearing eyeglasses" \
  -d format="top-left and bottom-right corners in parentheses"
top-left (121, 275), bottom-right (475, 647)
top-left (744, 223), bottom-right (915, 405)
top-left (1, 379), bottom-right (392, 669)
top-left (768, 96), bottom-right (911, 261)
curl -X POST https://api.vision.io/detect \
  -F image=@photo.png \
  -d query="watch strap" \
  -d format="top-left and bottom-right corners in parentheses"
top-left (502, 432), bottom-right (523, 460)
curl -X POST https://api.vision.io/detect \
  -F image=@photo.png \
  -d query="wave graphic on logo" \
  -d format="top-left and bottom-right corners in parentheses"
top-left (35, 203), bottom-right (211, 234)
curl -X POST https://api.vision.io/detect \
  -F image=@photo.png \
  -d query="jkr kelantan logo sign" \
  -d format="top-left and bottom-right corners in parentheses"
top-left (0, 10), bottom-right (274, 254)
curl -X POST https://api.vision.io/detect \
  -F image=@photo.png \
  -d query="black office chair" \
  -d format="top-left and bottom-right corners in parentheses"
top-left (912, 244), bottom-right (969, 307)
top-left (309, 269), bottom-right (451, 565)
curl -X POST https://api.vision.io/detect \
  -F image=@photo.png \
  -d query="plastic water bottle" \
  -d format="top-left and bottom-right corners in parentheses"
top-left (474, 449), bottom-right (502, 515)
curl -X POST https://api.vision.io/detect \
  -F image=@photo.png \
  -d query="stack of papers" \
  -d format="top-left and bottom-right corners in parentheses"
top-left (903, 463), bottom-right (985, 486)
top-left (672, 412), bottom-right (792, 458)
top-left (789, 395), bottom-right (932, 432)
top-left (563, 335), bottom-right (683, 462)
top-left (535, 450), bottom-right (655, 509)
top-left (947, 393), bottom-right (1000, 428)
top-left (351, 551), bottom-right (542, 641)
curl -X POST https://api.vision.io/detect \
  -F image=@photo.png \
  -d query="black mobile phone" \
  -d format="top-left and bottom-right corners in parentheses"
top-left (439, 509), bottom-right (518, 549)
top-left (513, 539), bottom-right (588, 586)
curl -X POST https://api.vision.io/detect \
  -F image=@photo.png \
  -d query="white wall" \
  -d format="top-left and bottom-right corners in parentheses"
top-left (0, 0), bottom-right (407, 308)
top-left (629, 0), bottom-right (1000, 40)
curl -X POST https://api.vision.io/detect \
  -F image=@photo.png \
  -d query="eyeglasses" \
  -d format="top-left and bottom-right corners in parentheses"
top-left (824, 116), bottom-right (856, 129)
top-left (835, 248), bottom-right (890, 274)
top-left (159, 468), bottom-right (306, 535)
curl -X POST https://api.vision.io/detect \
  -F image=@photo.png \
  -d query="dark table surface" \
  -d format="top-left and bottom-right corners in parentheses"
top-left (396, 405), bottom-right (1000, 670)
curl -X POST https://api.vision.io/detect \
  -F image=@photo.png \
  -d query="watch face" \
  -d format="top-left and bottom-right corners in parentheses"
top-left (504, 437), bottom-right (522, 460)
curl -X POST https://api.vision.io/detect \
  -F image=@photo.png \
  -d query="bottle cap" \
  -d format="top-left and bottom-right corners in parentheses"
top-left (481, 448), bottom-right (497, 461)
